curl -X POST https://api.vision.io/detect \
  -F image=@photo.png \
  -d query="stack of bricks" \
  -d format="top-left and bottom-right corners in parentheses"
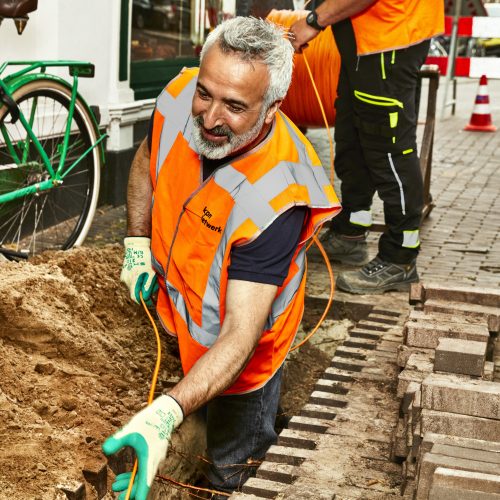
top-left (392, 282), bottom-right (500, 499)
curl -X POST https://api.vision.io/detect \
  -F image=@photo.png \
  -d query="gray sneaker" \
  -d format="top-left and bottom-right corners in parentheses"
top-left (336, 256), bottom-right (419, 294)
top-left (321, 231), bottom-right (369, 266)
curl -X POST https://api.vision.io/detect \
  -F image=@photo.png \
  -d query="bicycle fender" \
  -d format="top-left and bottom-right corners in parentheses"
top-left (4, 72), bottom-right (106, 167)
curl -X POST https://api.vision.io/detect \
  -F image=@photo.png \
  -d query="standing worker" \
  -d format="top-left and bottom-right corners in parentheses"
top-left (103, 17), bottom-right (340, 499)
top-left (290, 0), bottom-right (444, 294)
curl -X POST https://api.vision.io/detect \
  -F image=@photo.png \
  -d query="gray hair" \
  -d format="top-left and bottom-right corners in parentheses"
top-left (200, 17), bottom-right (294, 107)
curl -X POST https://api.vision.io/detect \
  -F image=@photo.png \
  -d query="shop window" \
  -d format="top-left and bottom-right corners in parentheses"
top-left (131, 0), bottom-right (199, 61)
top-left (128, 1), bottom-right (297, 100)
top-left (130, 0), bottom-right (236, 99)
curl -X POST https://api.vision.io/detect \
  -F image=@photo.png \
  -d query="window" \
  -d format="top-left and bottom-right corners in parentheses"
top-left (129, 0), bottom-right (236, 99)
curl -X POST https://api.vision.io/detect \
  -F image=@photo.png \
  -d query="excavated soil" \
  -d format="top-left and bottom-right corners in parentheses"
top-left (0, 244), bottom-right (341, 499)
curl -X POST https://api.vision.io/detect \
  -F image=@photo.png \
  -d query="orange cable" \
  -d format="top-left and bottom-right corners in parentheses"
top-left (302, 52), bottom-right (335, 185)
top-left (268, 9), bottom-right (341, 131)
top-left (290, 234), bottom-right (334, 352)
top-left (124, 292), bottom-right (163, 500)
top-left (286, 26), bottom-right (337, 351)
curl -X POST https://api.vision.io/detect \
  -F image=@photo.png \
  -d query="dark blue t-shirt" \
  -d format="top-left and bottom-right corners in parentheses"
top-left (148, 115), bottom-right (306, 286)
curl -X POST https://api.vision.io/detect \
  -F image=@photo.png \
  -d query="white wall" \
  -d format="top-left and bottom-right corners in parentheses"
top-left (1, 0), bottom-right (138, 149)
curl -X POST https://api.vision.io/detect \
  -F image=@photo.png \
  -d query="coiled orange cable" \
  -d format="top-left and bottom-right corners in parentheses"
top-left (268, 9), bottom-right (341, 131)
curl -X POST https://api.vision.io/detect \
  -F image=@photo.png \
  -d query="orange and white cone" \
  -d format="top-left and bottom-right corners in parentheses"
top-left (464, 75), bottom-right (497, 132)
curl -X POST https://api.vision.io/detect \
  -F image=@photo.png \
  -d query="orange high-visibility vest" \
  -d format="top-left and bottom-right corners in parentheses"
top-left (149, 68), bottom-right (341, 394)
top-left (351, 0), bottom-right (444, 55)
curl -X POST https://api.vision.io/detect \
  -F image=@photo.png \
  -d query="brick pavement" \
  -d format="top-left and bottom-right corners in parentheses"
top-left (307, 78), bottom-right (500, 290)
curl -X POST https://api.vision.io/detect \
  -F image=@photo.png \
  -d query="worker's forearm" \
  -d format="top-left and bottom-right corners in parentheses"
top-left (168, 280), bottom-right (278, 415)
top-left (126, 138), bottom-right (153, 236)
top-left (168, 322), bottom-right (257, 415)
top-left (316, 0), bottom-right (376, 27)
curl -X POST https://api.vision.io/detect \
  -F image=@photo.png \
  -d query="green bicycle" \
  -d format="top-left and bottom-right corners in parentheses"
top-left (0, 60), bottom-right (106, 258)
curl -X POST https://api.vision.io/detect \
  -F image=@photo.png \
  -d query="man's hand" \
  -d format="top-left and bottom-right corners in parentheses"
top-left (289, 17), bottom-right (322, 53)
top-left (102, 395), bottom-right (184, 500)
top-left (120, 237), bottom-right (158, 305)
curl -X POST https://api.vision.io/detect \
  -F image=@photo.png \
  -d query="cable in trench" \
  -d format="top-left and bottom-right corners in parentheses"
top-left (122, 293), bottom-right (229, 500)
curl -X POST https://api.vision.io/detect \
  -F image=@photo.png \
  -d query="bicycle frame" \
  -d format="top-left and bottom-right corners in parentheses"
top-left (0, 60), bottom-right (107, 204)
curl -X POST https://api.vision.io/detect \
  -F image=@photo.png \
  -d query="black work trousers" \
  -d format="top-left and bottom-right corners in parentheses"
top-left (330, 20), bottom-right (430, 264)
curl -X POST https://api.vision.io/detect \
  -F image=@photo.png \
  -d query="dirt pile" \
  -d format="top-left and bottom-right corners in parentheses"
top-left (0, 245), bottom-right (182, 499)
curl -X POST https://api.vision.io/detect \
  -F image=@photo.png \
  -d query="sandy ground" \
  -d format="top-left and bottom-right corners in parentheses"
top-left (0, 245), bottom-right (184, 499)
top-left (0, 243), bottom-right (345, 499)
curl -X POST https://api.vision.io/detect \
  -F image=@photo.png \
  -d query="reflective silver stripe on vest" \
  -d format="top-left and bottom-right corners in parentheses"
top-left (166, 280), bottom-right (219, 346)
top-left (275, 114), bottom-right (333, 206)
top-left (214, 165), bottom-right (277, 230)
top-left (253, 161), bottom-right (331, 209)
top-left (265, 246), bottom-right (306, 330)
top-left (155, 77), bottom-right (198, 180)
top-left (279, 112), bottom-right (308, 165)
top-left (152, 253), bottom-right (165, 279)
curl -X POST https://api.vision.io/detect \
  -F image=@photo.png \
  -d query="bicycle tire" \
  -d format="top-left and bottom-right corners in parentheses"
top-left (0, 79), bottom-right (101, 255)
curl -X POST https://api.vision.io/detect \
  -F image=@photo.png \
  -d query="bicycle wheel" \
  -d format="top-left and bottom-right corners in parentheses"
top-left (0, 79), bottom-right (101, 256)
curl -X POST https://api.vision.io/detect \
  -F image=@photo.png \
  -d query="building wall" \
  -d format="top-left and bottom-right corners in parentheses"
top-left (1, 0), bottom-right (151, 205)
top-left (1, 0), bottom-right (133, 124)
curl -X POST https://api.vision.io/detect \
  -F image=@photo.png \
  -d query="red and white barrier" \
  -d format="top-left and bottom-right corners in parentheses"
top-left (444, 16), bottom-right (500, 37)
top-left (425, 56), bottom-right (500, 78)
top-left (425, 15), bottom-right (500, 78)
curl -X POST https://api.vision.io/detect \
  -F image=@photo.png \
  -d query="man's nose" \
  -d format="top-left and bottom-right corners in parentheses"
top-left (202, 102), bottom-right (224, 130)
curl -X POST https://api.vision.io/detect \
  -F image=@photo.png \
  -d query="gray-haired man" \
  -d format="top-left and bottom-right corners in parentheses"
top-left (103, 16), bottom-right (339, 499)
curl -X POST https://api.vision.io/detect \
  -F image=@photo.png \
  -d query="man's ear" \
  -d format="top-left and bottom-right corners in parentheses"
top-left (264, 100), bottom-right (283, 125)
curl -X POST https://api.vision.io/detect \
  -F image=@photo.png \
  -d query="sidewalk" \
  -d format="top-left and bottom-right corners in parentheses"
top-left (307, 76), bottom-right (500, 290)
top-left (85, 77), bottom-right (500, 290)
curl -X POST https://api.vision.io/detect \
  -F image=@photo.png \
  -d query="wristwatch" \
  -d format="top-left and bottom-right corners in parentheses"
top-left (305, 10), bottom-right (326, 31)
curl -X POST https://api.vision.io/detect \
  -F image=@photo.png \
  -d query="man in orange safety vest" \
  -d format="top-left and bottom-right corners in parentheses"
top-left (103, 16), bottom-right (340, 499)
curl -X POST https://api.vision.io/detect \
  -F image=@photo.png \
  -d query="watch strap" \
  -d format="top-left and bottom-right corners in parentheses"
top-left (306, 10), bottom-right (326, 31)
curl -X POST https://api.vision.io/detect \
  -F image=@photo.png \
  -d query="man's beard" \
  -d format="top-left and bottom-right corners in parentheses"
top-left (192, 109), bottom-right (267, 160)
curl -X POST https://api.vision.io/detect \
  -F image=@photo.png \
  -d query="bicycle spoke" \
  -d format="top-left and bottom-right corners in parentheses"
top-left (0, 83), bottom-right (99, 254)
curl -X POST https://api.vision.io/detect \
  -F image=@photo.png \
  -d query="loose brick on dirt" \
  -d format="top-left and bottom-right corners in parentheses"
top-left (434, 338), bottom-right (487, 376)
top-left (431, 443), bottom-right (500, 465)
top-left (415, 452), bottom-right (500, 500)
top-left (406, 353), bottom-right (435, 373)
top-left (429, 467), bottom-right (500, 499)
top-left (423, 299), bottom-right (500, 332)
top-left (407, 309), bottom-right (489, 327)
top-left (397, 368), bottom-right (429, 398)
top-left (420, 409), bottom-right (500, 442)
top-left (421, 373), bottom-right (500, 420)
top-left (405, 320), bottom-right (489, 349)
top-left (417, 283), bottom-right (500, 308)
top-left (397, 344), bottom-right (435, 368)
top-left (421, 433), bottom-right (500, 457)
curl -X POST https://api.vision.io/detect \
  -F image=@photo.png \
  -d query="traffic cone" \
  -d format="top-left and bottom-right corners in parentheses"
top-left (464, 75), bottom-right (497, 132)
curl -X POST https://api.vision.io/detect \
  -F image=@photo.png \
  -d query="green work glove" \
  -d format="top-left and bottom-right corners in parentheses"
top-left (120, 237), bottom-right (158, 306)
top-left (102, 395), bottom-right (184, 500)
